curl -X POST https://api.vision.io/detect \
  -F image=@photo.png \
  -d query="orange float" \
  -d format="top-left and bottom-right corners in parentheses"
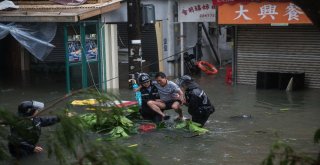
top-left (196, 61), bottom-right (218, 75)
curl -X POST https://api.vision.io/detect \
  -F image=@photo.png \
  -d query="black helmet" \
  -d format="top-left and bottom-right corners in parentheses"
top-left (18, 101), bottom-right (44, 117)
top-left (138, 73), bottom-right (151, 84)
top-left (176, 75), bottom-right (192, 86)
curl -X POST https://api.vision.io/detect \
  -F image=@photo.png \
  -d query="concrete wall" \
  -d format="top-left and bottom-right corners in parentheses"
top-left (101, 1), bottom-right (168, 22)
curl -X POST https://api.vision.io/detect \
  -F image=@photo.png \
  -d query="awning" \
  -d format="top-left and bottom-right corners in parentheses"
top-left (0, 0), bottom-right (121, 22)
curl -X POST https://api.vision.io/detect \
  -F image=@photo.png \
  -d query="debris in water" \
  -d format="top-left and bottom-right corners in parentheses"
top-left (128, 144), bottom-right (138, 148)
top-left (255, 130), bottom-right (267, 134)
top-left (173, 157), bottom-right (181, 161)
top-left (224, 153), bottom-right (233, 158)
top-left (230, 114), bottom-right (252, 119)
top-left (139, 123), bottom-right (156, 132)
top-left (1, 88), bottom-right (14, 93)
top-left (280, 108), bottom-right (289, 112)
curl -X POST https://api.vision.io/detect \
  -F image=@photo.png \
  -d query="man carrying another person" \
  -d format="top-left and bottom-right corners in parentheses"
top-left (147, 72), bottom-right (185, 121)
top-left (137, 73), bottom-right (169, 123)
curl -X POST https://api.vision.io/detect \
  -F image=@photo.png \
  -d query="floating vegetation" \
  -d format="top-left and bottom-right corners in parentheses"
top-left (175, 120), bottom-right (209, 135)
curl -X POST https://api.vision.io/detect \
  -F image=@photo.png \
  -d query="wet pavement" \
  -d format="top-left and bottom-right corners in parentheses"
top-left (1, 70), bottom-right (320, 165)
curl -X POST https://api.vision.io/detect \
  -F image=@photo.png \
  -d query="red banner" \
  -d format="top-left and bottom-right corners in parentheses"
top-left (212, 0), bottom-right (291, 6)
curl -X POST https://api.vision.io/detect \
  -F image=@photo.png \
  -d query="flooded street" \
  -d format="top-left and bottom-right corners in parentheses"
top-left (1, 72), bottom-right (319, 165)
top-left (122, 74), bottom-right (320, 165)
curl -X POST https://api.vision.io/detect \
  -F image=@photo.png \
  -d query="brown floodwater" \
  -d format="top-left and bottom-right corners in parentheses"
top-left (1, 71), bottom-right (319, 165)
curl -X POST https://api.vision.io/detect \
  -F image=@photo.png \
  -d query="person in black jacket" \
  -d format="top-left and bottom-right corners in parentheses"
top-left (8, 101), bottom-right (60, 159)
top-left (138, 73), bottom-right (170, 123)
top-left (176, 75), bottom-right (214, 127)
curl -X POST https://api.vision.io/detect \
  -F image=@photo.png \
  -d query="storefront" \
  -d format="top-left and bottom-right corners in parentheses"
top-left (0, 0), bottom-right (121, 93)
top-left (218, 1), bottom-right (320, 88)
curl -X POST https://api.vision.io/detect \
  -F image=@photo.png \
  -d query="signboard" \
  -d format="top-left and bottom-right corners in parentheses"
top-left (218, 2), bottom-right (312, 24)
top-left (212, 0), bottom-right (291, 6)
top-left (178, 0), bottom-right (216, 22)
top-left (85, 34), bottom-right (98, 61)
top-left (67, 35), bottom-right (82, 63)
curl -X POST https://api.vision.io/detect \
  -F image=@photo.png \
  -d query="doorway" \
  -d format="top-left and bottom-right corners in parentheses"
top-left (64, 22), bottom-right (101, 93)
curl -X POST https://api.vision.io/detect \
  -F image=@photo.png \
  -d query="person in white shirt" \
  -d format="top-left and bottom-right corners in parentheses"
top-left (147, 72), bottom-right (185, 121)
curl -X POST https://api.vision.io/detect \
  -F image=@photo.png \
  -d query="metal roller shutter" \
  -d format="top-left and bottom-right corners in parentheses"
top-left (236, 25), bottom-right (320, 88)
top-left (44, 24), bottom-right (65, 62)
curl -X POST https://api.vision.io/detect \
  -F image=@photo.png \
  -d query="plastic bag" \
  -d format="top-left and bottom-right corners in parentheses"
top-left (0, 22), bottom-right (57, 61)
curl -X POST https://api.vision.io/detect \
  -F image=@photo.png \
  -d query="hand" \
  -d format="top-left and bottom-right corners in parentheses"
top-left (34, 146), bottom-right (43, 153)
top-left (163, 115), bottom-right (170, 120)
top-left (133, 86), bottom-right (141, 92)
top-left (181, 98), bottom-right (186, 104)
top-left (66, 112), bottom-right (77, 117)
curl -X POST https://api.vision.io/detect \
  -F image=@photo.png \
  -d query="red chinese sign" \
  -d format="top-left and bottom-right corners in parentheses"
top-left (218, 2), bottom-right (312, 24)
top-left (213, 0), bottom-right (291, 6)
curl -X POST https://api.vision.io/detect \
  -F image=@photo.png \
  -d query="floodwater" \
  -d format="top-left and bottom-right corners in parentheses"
top-left (1, 71), bottom-right (319, 165)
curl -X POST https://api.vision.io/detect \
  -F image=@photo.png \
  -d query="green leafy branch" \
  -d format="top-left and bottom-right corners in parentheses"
top-left (175, 120), bottom-right (209, 135)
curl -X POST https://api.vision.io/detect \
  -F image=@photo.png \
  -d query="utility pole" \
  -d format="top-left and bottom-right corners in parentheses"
top-left (197, 22), bottom-right (203, 61)
top-left (127, 0), bottom-right (142, 84)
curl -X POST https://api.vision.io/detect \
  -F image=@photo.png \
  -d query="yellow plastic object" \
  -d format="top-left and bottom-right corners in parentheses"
top-left (71, 99), bottom-right (98, 106)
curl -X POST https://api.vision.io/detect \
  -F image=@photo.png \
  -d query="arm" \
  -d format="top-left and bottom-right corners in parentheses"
top-left (170, 81), bottom-right (185, 103)
top-left (187, 93), bottom-right (201, 115)
top-left (39, 116), bottom-right (60, 127)
top-left (177, 89), bottom-right (186, 104)
top-left (19, 141), bottom-right (36, 152)
top-left (133, 85), bottom-right (142, 92)
top-left (19, 141), bottom-right (42, 153)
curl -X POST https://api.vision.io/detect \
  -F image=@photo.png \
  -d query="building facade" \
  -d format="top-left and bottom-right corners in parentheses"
top-left (217, 1), bottom-right (320, 89)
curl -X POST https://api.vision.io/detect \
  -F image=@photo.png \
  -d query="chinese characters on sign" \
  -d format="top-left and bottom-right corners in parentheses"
top-left (179, 0), bottom-right (216, 22)
top-left (284, 3), bottom-right (303, 21)
top-left (257, 4), bottom-right (278, 20)
top-left (218, 2), bottom-right (312, 24)
top-left (234, 5), bottom-right (252, 20)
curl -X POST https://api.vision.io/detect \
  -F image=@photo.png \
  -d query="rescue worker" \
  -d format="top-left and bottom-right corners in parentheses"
top-left (176, 75), bottom-right (214, 127)
top-left (8, 101), bottom-right (60, 159)
top-left (138, 73), bottom-right (170, 123)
